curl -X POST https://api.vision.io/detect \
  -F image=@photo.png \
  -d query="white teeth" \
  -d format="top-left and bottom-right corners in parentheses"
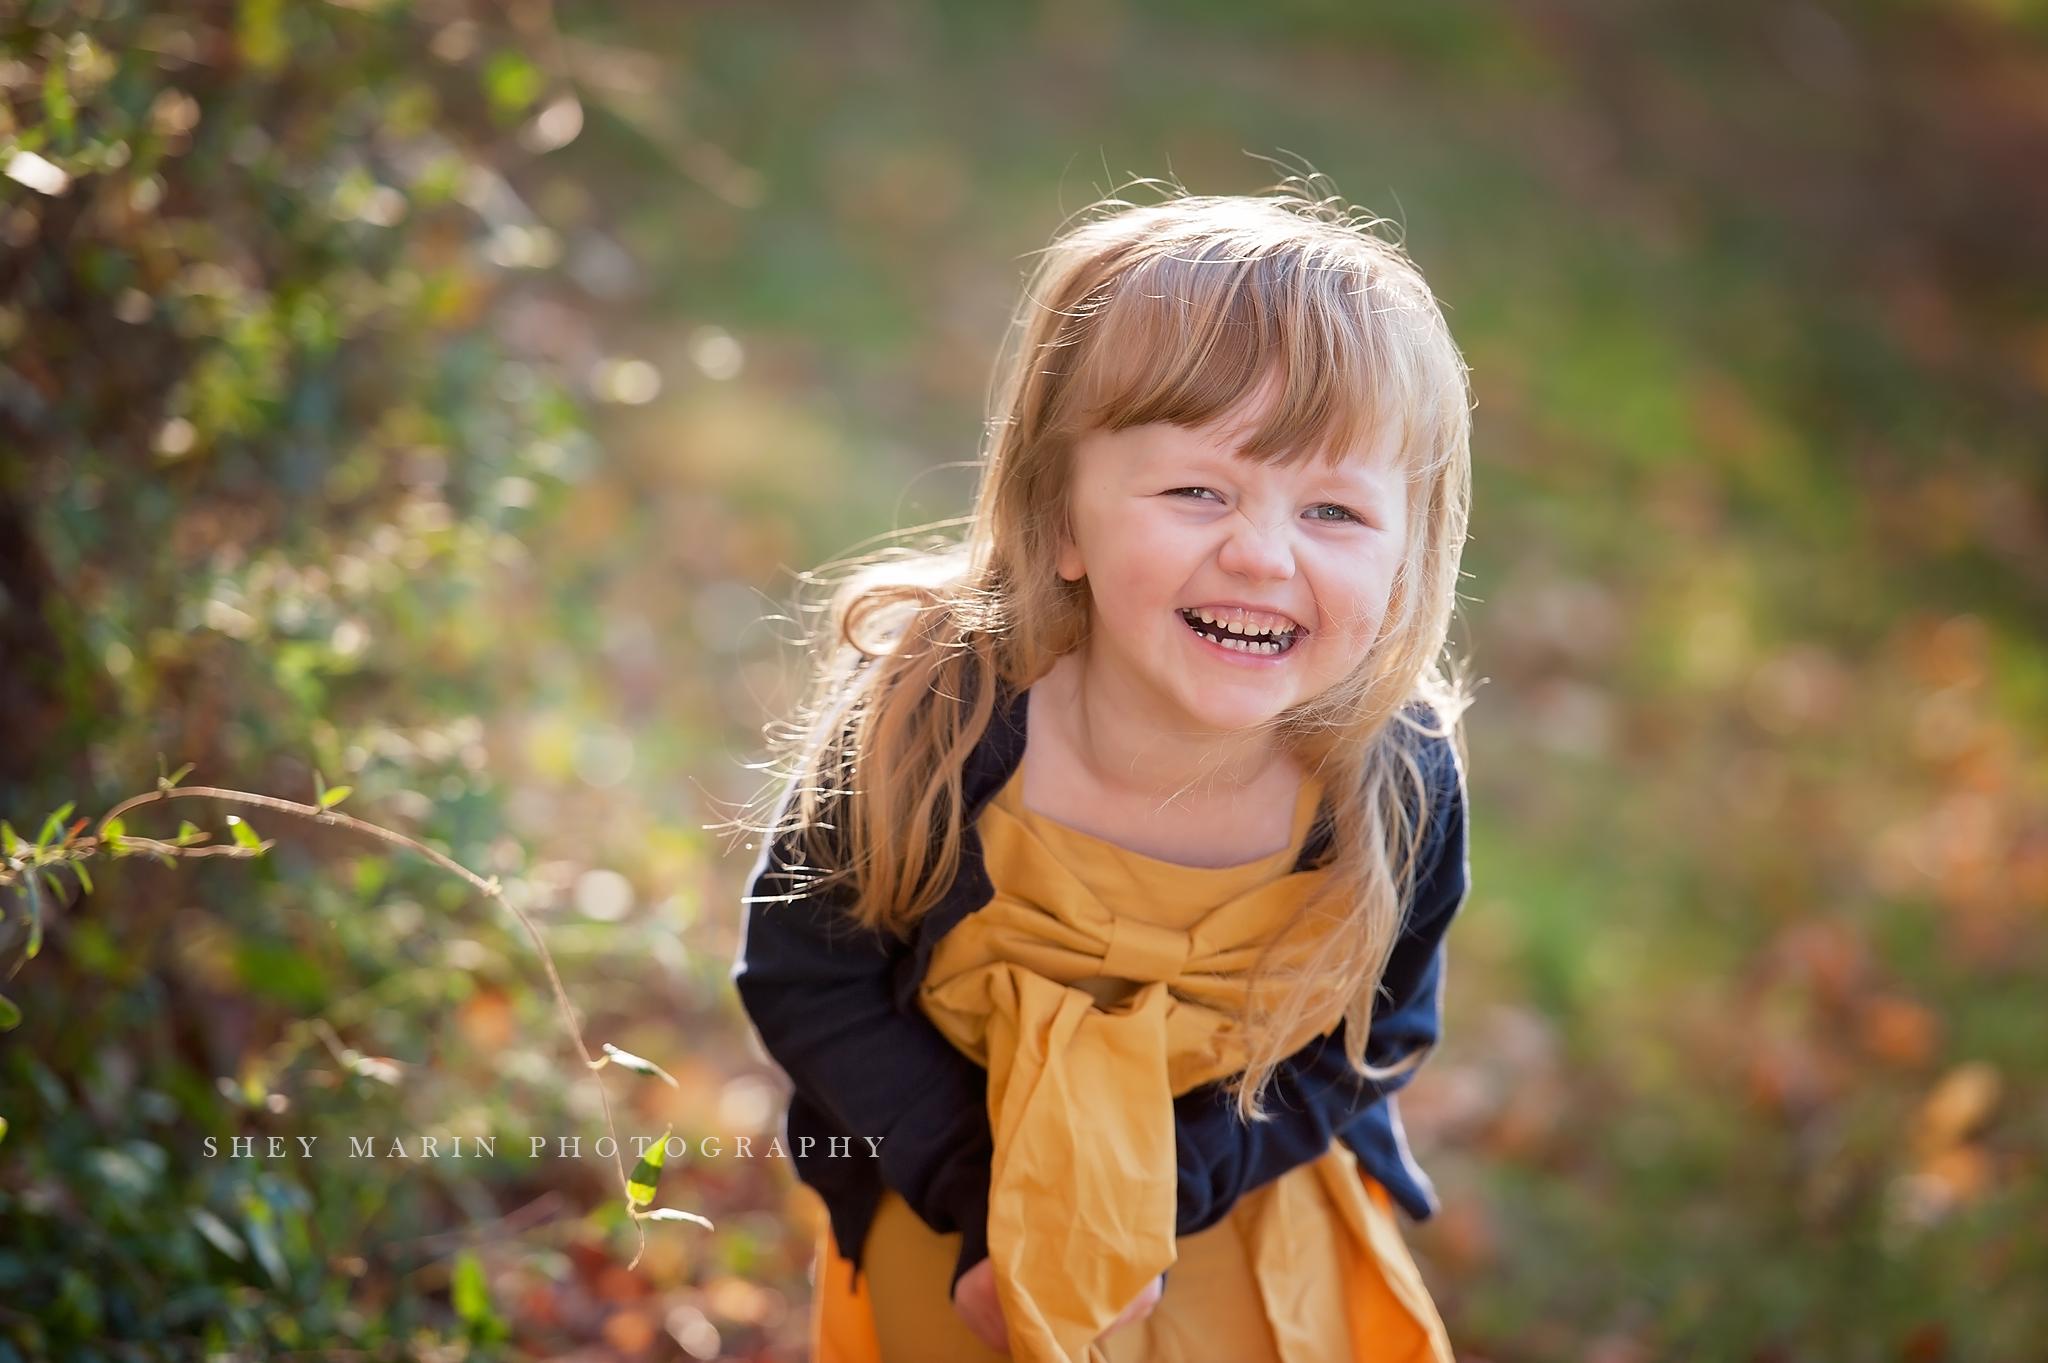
top-left (1216, 636), bottom-right (1280, 655)
top-left (1181, 608), bottom-right (1296, 654)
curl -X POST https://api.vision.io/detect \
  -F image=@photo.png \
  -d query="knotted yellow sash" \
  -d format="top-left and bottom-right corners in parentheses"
top-left (913, 776), bottom-right (1454, 1363)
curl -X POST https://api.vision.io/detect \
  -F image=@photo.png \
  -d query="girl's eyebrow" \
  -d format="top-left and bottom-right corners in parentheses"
top-left (1142, 446), bottom-right (1245, 475)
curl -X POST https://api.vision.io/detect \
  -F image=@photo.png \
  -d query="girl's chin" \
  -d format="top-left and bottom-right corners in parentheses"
top-left (1148, 642), bottom-right (1312, 721)
top-left (1160, 678), bottom-right (1306, 734)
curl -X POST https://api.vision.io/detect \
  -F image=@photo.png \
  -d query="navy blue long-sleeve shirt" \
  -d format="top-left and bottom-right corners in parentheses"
top-left (733, 688), bottom-right (1466, 1283)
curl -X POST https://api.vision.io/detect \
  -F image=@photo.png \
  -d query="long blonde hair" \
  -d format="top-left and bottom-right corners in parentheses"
top-left (775, 182), bottom-right (1472, 1107)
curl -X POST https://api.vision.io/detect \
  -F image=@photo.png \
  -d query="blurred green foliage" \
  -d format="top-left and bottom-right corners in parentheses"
top-left (3, 0), bottom-right (2046, 1359)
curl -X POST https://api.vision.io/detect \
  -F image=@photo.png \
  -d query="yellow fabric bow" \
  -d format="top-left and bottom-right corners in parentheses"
top-left (917, 779), bottom-right (1453, 1363)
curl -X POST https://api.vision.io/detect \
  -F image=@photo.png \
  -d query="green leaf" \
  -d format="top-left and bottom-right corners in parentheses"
top-left (70, 859), bottom-right (92, 895)
top-left (318, 785), bottom-right (352, 809)
top-left (482, 49), bottom-right (545, 121)
top-left (242, 1207), bottom-right (288, 1287)
top-left (24, 875), bottom-right (42, 960)
top-left (175, 821), bottom-right (205, 846)
top-left (1, 822), bottom-right (19, 857)
top-left (189, 1207), bottom-right (245, 1260)
top-left (163, 762), bottom-right (195, 789)
top-left (0, 994), bottom-right (19, 1030)
top-left (626, 1127), bottom-right (672, 1206)
top-left (36, 804), bottom-right (76, 851)
top-left (0, 1115), bottom-right (8, 1145)
top-left (237, 0), bottom-right (289, 74)
top-left (42, 62), bottom-right (75, 147)
top-left (102, 817), bottom-right (125, 843)
top-left (452, 1249), bottom-right (507, 1339)
top-left (642, 1207), bottom-right (714, 1228)
top-left (601, 1042), bottom-right (680, 1088)
top-left (226, 815), bottom-right (263, 851)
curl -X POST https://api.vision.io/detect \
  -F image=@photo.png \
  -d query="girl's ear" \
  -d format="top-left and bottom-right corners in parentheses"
top-left (1055, 515), bottom-right (1086, 582)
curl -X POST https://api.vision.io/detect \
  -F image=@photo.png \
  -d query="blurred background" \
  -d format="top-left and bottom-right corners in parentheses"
top-left (2, 0), bottom-right (2044, 1358)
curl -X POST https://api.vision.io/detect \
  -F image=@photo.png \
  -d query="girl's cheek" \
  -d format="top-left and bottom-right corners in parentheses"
top-left (1093, 541), bottom-right (1175, 625)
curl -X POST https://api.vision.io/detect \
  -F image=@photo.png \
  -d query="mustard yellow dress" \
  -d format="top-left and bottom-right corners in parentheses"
top-left (812, 773), bottom-right (1452, 1363)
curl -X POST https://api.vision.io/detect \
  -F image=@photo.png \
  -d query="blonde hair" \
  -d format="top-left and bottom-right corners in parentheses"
top-left (776, 181), bottom-right (1472, 1109)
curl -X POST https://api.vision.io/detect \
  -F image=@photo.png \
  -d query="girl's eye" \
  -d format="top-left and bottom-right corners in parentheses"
top-left (1305, 503), bottom-right (1360, 523)
top-left (1166, 487), bottom-right (1222, 502)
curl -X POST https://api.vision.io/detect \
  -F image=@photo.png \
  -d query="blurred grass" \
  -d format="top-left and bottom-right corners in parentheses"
top-left (2, 0), bottom-right (2045, 1358)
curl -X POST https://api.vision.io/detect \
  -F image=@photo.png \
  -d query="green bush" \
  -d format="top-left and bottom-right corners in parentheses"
top-left (0, 1), bottom-right (723, 1354)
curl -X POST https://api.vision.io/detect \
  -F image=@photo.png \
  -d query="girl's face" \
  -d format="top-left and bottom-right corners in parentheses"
top-left (1057, 403), bottom-right (1410, 738)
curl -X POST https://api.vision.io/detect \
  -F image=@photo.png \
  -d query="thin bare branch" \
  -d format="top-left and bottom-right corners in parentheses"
top-left (5, 781), bottom-right (687, 1263)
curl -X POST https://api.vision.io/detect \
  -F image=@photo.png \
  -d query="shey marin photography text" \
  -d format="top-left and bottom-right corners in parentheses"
top-left (200, 1132), bottom-right (885, 1162)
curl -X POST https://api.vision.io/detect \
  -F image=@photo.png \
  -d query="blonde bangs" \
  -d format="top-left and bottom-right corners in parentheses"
top-left (1027, 198), bottom-right (1464, 483)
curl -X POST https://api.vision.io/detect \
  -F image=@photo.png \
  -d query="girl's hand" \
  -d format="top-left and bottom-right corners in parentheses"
top-left (952, 1258), bottom-right (1010, 1354)
top-left (952, 1261), bottom-right (1164, 1351)
top-left (1099, 1274), bottom-right (1165, 1340)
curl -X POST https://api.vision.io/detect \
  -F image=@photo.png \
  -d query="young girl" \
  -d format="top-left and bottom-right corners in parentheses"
top-left (737, 186), bottom-right (1471, 1363)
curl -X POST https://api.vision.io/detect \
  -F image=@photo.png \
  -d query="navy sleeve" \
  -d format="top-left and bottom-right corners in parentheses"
top-left (1173, 732), bottom-right (1467, 1232)
top-left (732, 835), bottom-right (995, 1283)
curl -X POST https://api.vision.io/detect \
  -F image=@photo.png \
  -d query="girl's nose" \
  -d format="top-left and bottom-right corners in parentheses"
top-left (1215, 511), bottom-right (1296, 582)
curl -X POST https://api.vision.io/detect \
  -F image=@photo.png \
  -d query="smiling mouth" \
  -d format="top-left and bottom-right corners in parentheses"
top-left (1179, 607), bottom-right (1303, 656)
